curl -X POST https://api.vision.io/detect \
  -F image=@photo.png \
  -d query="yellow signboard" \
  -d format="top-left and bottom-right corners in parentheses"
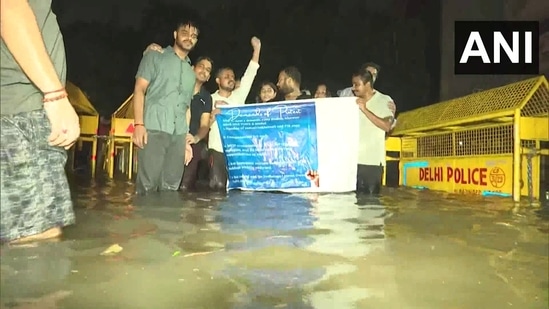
top-left (401, 156), bottom-right (513, 197)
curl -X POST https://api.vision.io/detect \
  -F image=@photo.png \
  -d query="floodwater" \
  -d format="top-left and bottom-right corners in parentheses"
top-left (1, 175), bottom-right (548, 309)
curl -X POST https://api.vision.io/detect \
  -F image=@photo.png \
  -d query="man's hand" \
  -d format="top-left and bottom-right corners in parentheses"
top-left (251, 36), bottom-right (261, 51)
top-left (43, 96), bottom-right (80, 149)
top-left (143, 43), bottom-right (163, 55)
top-left (210, 108), bottom-right (222, 117)
top-left (132, 125), bottom-right (147, 149)
top-left (184, 142), bottom-right (193, 166)
top-left (186, 133), bottom-right (199, 144)
top-left (209, 101), bottom-right (228, 125)
top-left (356, 98), bottom-right (367, 111)
top-left (214, 100), bottom-right (228, 108)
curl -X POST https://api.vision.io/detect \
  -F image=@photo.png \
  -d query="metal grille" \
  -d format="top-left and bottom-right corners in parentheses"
top-left (520, 79), bottom-right (549, 117)
top-left (454, 125), bottom-right (513, 156)
top-left (417, 133), bottom-right (453, 158)
top-left (393, 76), bottom-right (545, 135)
top-left (406, 124), bottom-right (514, 159)
top-left (521, 140), bottom-right (536, 148)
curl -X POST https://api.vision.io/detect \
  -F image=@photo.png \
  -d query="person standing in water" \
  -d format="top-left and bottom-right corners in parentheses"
top-left (352, 69), bottom-right (395, 195)
top-left (1, 0), bottom-right (80, 243)
top-left (339, 62), bottom-right (397, 132)
top-left (208, 37), bottom-right (262, 190)
top-left (132, 20), bottom-right (197, 194)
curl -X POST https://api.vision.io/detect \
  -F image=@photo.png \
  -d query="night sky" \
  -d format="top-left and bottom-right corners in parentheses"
top-left (51, 0), bottom-right (440, 116)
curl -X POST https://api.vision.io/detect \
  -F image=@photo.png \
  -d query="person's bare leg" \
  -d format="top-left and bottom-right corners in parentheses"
top-left (9, 227), bottom-right (62, 244)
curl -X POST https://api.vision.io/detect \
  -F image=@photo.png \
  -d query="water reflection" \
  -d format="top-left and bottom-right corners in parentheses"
top-left (0, 178), bottom-right (547, 309)
top-left (218, 192), bottom-right (319, 308)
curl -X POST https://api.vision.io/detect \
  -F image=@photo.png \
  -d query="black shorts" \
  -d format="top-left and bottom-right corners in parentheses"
top-left (356, 164), bottom-right (384, 195)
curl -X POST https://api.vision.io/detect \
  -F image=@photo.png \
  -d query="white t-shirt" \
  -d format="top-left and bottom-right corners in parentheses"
top-left (209, 61), bottom-right (260, 152)
top-left (358, 91), bottom-right (394, 166)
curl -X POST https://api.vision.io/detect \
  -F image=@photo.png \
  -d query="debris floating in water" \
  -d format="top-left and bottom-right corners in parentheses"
top-left (100, 244), bottom-right (123, 256)
top-left (183, 249), bottom-right (225, 258)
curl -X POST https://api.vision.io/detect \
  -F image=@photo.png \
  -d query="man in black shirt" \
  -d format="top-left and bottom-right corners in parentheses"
top-left (276, 66), bottom-right (312, 101)
top-left (181, 56), bottom-right (214, 190)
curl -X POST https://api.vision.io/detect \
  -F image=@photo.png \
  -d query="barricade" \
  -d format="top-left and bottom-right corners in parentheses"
top-left (106, 95), bottom-right (136, 179)
top-left (67, 82), bottom-right (99, 177)
top-left (391, 76), bottom-right (549, 202)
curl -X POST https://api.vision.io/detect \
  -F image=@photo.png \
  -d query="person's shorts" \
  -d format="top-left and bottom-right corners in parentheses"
top-left (0, 109), bottom-right (75, 243)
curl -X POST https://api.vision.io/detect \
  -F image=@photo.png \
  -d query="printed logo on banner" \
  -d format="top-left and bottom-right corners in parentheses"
top-left (454, 21), bottom-right (540, 75)
top-left (216, 102), bottom-right (319, 190)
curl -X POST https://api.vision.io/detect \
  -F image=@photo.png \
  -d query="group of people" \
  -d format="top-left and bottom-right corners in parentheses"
top-left (135, 20), bottom-right (399, 196)
top-left (0, 2), bottom-right (397, 245)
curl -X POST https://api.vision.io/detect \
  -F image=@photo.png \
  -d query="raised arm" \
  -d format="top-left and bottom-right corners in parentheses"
top-left (233, 37), bottom-right (261, 104)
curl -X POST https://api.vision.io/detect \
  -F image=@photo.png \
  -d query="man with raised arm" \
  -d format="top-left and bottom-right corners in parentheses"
top-left (132, 20), bottom-right (197, 194)
top-left (1, 0), bottom-right (80, 243)
top-left (208, 37), bottom-right (262, 190)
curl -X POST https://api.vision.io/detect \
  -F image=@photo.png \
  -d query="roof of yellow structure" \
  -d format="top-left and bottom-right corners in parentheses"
top-left (67, 81), bottom-right (98, 115)
top-left (392, 75), bottom-right (548, 136)
top-left (113, 94), bottom-right (134, 119)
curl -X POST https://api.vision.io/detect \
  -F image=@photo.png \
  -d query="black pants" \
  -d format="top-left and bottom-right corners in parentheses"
top-left (180, 141), bottom-right (208, 190)
top-left (136, 130), bottom-right (186, 194)
top-left (356, 164), bottom-right (384, 195)
top-left (209, 150), bottom-right (227, 190)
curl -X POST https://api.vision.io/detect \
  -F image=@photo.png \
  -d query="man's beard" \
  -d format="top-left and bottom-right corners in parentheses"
top-left (220, 84), bottom-right (234, 92)
top-left (278, 85), bottom-right (293, 95)
top-left (176, 40), bottom-right (193, 52)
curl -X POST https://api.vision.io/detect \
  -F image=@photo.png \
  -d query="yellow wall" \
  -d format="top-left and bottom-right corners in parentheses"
top-left (401, 155), bottom-right (513, 197)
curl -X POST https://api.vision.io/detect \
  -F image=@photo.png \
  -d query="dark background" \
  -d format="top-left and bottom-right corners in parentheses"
top-left (52, 0), bottom-right (441, 116)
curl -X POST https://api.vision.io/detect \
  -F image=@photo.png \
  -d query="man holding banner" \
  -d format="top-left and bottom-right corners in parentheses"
top-left (339, 62), bottom-right (397, 133)
top-left (208, 37), bottom-right (262, 190)
top-left (352, 69), bottom-right (395, 195)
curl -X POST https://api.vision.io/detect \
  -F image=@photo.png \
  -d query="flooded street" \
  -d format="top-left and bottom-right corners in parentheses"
top-left (1, 176), bottom-right (548, 309)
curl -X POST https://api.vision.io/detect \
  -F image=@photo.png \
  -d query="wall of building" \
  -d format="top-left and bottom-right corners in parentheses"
top-left (506, 0), bottom-right (549, 77)
top-left (440, 0), bottom-right (548, 101)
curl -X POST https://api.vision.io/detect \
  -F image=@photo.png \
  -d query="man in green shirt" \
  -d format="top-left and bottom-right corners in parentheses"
top-left (1, 0), bottom-right (80, 243)
top-left (132, 20), bottom-right (198, 194)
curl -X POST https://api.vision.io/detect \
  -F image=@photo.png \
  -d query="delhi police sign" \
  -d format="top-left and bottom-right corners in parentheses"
top-left (454, 21), bottom-right (539, 75)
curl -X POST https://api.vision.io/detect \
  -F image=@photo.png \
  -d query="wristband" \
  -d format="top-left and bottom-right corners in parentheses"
top-left (42, 91), bottom-right (68, 103)
top-left (43, 88), bottom-right (65, 95)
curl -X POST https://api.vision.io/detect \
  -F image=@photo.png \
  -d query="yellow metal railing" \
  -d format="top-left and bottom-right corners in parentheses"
top-left (67, 82), bottom-right (99, 177)
top-left (393, 77), bottom-right (545, 135)
top-left (392, 76), bottom-right (549, 202)
top-left (106, 95), bottom-right (136, 179)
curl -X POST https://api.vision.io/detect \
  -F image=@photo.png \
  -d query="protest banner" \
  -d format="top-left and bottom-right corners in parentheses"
top-left (216, 98), bottom-right (359, 192)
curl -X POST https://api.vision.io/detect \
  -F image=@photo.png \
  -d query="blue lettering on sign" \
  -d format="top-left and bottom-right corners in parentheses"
top-left (217, 102), bottom-right (319, 190)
